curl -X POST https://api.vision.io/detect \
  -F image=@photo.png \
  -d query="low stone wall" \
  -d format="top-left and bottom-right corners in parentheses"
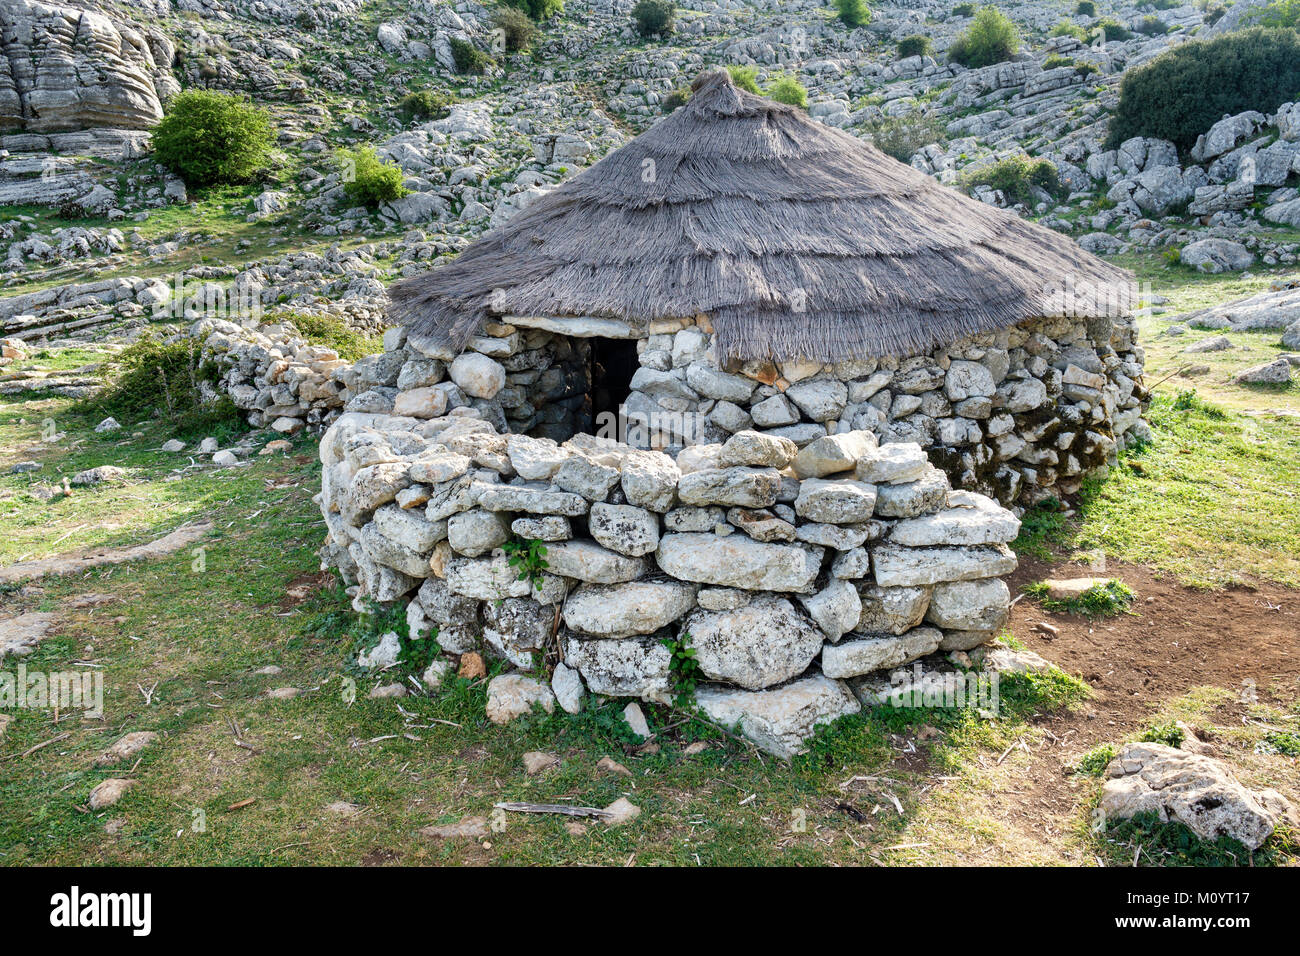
top-left (318, 412), bottom-right (1023, 756)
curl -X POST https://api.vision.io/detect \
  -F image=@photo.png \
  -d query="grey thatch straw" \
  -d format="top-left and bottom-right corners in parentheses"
top-left (389, 68), bottom-right (1133, 362)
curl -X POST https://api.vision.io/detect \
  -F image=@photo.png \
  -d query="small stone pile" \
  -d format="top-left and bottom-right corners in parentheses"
top-left (192, 318), bottom-right (354, 434)
top-left (318, 410), bottom-right (1022, 756)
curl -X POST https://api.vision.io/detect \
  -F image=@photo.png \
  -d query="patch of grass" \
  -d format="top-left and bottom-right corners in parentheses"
top-left (1098, 810), bottom-right (1295, 866)
top-left (1014, 392), bottom-right (1300, 587)
top-left (1023, 578), bottom-right (1135, 617)
top-left (1073, 743), bottom-right (1117, 777)
top-left (277, 310), bottom-right (382, 361)
top-left (1259, 731), bottom-right (1300, 757)
top-left (1140, 720), bottom-right (1186, 748)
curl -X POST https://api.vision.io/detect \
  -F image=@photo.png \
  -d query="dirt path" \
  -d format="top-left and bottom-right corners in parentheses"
top-left (0, 521), bottom-right (212, 584)
top-left (980, 559), bottom-right (1300, 861)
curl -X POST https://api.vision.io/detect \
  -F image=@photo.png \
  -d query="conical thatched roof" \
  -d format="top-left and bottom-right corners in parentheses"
top-left (389, 68), bottom-right (1132, 363)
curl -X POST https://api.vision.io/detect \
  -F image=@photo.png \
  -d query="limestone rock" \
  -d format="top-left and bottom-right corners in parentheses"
top-left (685, 596), bottom-right (824, 690)
top-left (655, 533), bottom-right (822, 592)
top-left (588, 502), bottom-right (660, 556)
top-left (561, 633), bottom-right (672, 700)
top-left (1100, 743), bottom-right (1294, 851)
top-left (925, 578), bottom-right (1010, 632)
top-left (872, 543), bottom-right (1017, 588)
top-left (821, 626), bottom-right (943, 678)
top-left (793, 430), bottom-right (877, 478)
top-left (563, 580), bottom-right (696, 638)
top-left (485, 674), bottom-right (555, 724)
top-left (695, 674), bottom-right (861, 758)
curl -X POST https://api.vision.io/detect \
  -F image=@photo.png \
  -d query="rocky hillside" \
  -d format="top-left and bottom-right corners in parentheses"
top-left (1, 0), bottom-right (1299, 347)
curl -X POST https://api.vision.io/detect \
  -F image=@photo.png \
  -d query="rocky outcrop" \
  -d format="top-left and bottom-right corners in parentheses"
top-left (0, 0), bottom-right (168, 132)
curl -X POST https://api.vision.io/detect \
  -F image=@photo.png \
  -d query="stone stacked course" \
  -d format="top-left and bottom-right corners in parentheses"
top-left (317, 407), bottom-right (1023, 757)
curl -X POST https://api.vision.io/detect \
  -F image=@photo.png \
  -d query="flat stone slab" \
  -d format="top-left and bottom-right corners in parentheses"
top-left (695, 674), bottom-right (861, 759)
top-left (563, 580), bottom-right (697, 638)
top-left (889, 492), bottom-right (1020, 546)
top-left (821, 626), bottom-right (943, 678)
top-left (655, 533), bottom-right (822, 592)
top-left (872, 543), bottom-right (1017, 588)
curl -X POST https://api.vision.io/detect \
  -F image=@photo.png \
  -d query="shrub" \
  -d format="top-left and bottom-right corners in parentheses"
top-left (1105, 27), bottom-right (1300, 152)
top-left (1075, 0), bottom-right (1095, 15)
top-left (897, 34), bottom-right (932, 58)
top-left (1253, 0), bottom-right (1300, 29)
top-left (632, 0), bottom-right (675, 36)
top-left (1135, 14), bottom-right (1168, 35)
top-left (865, 113), bottom-right (946, 162)
top-left (1141, 721), bottom-right (1186, 748)
top-left (1093, 17), bottom-right (1133, 41)
top-left (279, 311), bottom-right (382, 362)
top-left (1043, 54), bottom-right (1075, 70)
top-left (660, 86), bottom-right (691, 112)
top-left (499, 0), bottom-right (562, 21)
top-left (398, 89), bottom-right (455, 121)
top-left (960, 154), bottom-right (1059, 204)
top-left (492, 6), bottom-right (537, 51)
top-left (75, 336), bottom-right (243, 438)
top-left (948, 6), bottom-right (1020, 68)
top-left (767, 73), bottom-right (809, 108)
top-left (1050, 20), bottom-right (1088, 42)
top-left (726, 64), bottom-right (761, 93)
top-left (835, 0), bottom-right (871, 28)
top-left (449, 36), bottom-right (492, 74)
top-left (338, 146), bottom-right (408, 209)
top-left (952, 2), bottom-right (976, 15)
top-left (1073, 743), bottom-right (1116, 776)
top-left (150, 90), bottom-right (274, 188)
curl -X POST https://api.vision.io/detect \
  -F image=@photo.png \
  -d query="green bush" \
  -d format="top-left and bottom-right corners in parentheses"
top-left (897, 34), bottom-right (932, 58)
top-left (767, 73), bottom-right (809, 108)
top-left (1050, 19), bottom-right (1088, 42)
top-left (1075, 0), bottom-right (1096, 15)
top-left (835, 0), bottom-right (871, 28)
top-left (75, 336), bottom-right (244, 438)
top-left (449, 36), bottom-right (492, 74)
top-left (866, 113), bottom-right (946, 162)
top-left (1253, 0), bottom-right (1300, 28)
top-left (948, 6), bottom-right (1021, 68)
top-left (150, 90), bottom-right (274, 188)
top-left (952, 2), bottom-right (976, 15)
top-left (632, 0), bottom-right (675, 36)
top-left (398, 89), bottom-right (456, 121)
top-left (279, 311), bottom-right (383, 362)
top-left (499, 0), bottom-right (562, 21)
top-left (1135, 14), bottom-right (1168, 35)
top-left (727, 64), bottom-right (761, 93)
top-left (492, 6), bottom-right (537, 51)
top-left (1093, 17), bottom-right (1133, 41)
top-left (1043, 54), bottom-right (1075, 70)
top-left (1106, 27), bottom-right (1300, 152)
top-left (338, 146), bottom-right (408, 209)
top-left (661, 86), bottom-right (691, 112)
top-left (960, 154), bottom-right (1060, 205)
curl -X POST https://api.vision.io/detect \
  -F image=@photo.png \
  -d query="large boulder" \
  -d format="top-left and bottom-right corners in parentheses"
top-left (1179, 239), bottom-right (1254, 274)
top-left (1099, 743), bottom-right (1294, 851)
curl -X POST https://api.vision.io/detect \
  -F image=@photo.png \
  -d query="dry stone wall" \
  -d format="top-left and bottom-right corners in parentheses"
top-left (317, 410), bottom-right (1023, 757)
top-left (337, 306), bottom-right (1147, 511)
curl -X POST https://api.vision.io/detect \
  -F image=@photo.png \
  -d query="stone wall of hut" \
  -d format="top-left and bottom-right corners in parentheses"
top-left (318, 412), bottom-right (1023, 756)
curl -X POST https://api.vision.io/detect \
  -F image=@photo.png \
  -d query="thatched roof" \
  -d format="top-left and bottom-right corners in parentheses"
top-left (389, 68), bottom-right (1133, 363)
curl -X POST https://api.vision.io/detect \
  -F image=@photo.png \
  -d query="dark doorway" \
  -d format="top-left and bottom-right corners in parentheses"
top-left (589, 337), bottom-right (638, 432)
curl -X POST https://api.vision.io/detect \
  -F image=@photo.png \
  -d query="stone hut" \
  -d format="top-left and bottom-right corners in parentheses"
top-left (315, 70), bottom-right (1148, 754)
top-left (386, 68), bottom-right (1148, 508)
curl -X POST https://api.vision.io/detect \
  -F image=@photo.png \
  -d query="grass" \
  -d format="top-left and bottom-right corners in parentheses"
top-left (1014, 391), bottom-right (1300, 588)
top-left (0, 394), bottom-right (1105, 866)
top-left (1022, 578), bottom-right (1135, 616)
